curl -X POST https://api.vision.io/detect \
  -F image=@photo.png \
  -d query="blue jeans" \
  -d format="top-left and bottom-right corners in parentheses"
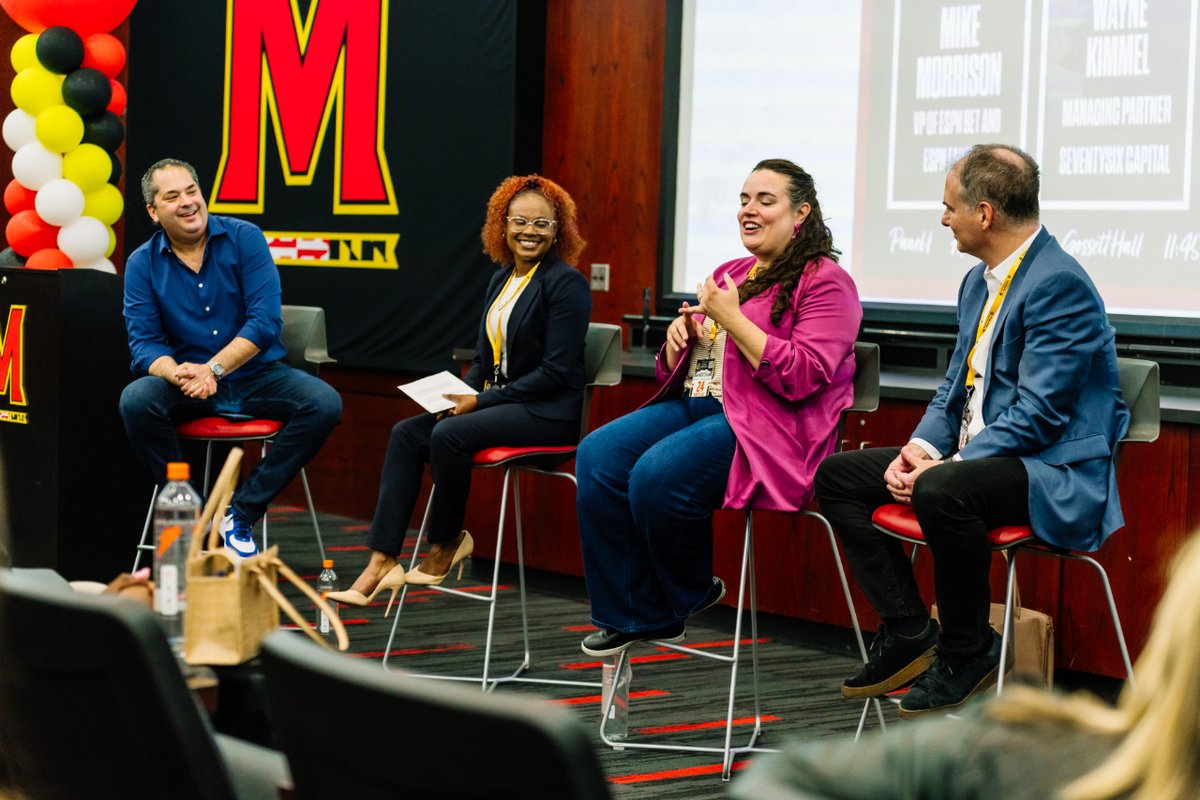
top-left (119, 361), bottom-right (342, 523)
top-left (576, 396), bottom-right (736, 633)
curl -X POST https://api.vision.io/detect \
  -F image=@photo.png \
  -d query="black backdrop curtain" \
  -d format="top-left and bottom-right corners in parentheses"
top-left (126, 0), bottom-right (520, 373)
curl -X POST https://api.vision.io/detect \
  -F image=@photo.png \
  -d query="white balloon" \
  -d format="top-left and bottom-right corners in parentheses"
top-left (76, 257), bottom-right (117, 274)
top-left (12, 142), bottom-right (63, 190)
top-left (58, 216), bottom-right (110, 264)
top-left (2, 109), bottom-right (37, 152)
top-left (34, 178), bottom-right (86, 226)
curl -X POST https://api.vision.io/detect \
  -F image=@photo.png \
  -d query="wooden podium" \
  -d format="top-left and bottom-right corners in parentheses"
top-left (0, 267), bottom-right (147, 580)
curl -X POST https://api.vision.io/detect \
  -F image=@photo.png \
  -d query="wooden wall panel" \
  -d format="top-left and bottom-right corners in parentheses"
top-left (542, 0), bottom-right (666, 342)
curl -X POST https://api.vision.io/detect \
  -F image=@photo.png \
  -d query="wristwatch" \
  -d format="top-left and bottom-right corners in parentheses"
top-left (208, 361), bottom-right (226, 381)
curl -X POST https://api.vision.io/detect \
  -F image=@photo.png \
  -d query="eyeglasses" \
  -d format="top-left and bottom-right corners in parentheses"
top-left (506, 216), bottom-right (558, 232)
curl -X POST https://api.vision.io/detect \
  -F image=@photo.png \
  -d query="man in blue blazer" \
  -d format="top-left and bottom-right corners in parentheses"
top-left (815, 144), bottom-right (1128, 716)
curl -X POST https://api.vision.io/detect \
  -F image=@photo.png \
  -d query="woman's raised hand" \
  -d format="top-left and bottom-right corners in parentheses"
top-left (695, 273), bottom-right (741, 327)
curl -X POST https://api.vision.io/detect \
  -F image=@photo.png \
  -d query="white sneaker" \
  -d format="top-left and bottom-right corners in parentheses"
top-left (217, 513), bottom-right (260, 558)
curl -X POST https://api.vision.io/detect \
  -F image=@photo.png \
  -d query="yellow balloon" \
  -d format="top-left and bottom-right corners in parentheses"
top-left (106, 225), bottom-right (117, 258)
top-left (62, 143), bottom-right (111, 192)
top-left (11, 34), bottom-right (39, 73)
top-left (35, 105), bottom-right (85, 153)
top-left (11, 67), bottom-right (64, 116)
top-left (82, 184), bottom-right (124, 226)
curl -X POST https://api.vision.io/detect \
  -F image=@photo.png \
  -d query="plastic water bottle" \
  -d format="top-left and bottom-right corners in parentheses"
top-left (316, 559), bottom-right (337, 642)
top-left (601, 653), bottom-right (633, 743)
top-left (153, 462), bottom-right (201, 659)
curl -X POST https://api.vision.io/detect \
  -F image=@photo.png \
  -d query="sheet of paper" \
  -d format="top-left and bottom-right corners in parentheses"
top-left (397, 371), bottom-right (478, 414)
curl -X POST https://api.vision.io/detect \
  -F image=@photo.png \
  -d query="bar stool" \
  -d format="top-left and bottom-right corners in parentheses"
top-left (869, 357), bottom-right (1159, 696)
top-left (132, 305), bottom-right (335, 570)
top-left (598, 342), bottom-right (886, 780)
top-left (382, 323), bottom-right (623, 690)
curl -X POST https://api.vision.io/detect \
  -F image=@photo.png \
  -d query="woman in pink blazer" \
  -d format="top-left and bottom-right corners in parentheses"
top-left (575, 159), bottom-right (862, 656)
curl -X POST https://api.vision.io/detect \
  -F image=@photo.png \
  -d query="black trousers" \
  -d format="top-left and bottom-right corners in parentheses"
top-left (366, 403), bottom-right (579, 551)
top-left (814, 447), bottom-right (1030, 657)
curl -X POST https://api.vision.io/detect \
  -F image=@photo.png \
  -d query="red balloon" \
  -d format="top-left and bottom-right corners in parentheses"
top-left (25, 247), bottom-right (74, 270)
top-left (4, 179), bottom-right (37, 215)
top-left (82, 33), bottom-right (126, 78)
top-left (107, 78), bottom-right (126, 115)
top-left (6, 209), bottom-right (60, 257)
top-left (0, 0), bottom-right (137, 36)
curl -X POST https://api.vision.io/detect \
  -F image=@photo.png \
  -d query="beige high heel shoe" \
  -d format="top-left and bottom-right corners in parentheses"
top-left (326, 563), bottom-right (407, 617)
top-left (406, 531), bottom-right (474, 586)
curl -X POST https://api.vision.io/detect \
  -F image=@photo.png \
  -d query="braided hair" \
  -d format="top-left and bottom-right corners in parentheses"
top-left (737, 159), bottom-right (840, 325)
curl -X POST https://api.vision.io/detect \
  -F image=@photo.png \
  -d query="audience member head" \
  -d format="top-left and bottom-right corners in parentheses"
top-left (481, 174), bottom-right (586, 266)
top-left (738, 158), bottom-right (840, 324)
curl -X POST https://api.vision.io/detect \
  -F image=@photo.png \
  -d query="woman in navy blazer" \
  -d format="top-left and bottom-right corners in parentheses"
top-left (329, 175), bottom-right (591, 610)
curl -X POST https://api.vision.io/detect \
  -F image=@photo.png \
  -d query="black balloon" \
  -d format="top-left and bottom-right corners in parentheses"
top-left (0, 247), bottom-right (28, 267)
top-left (82, 112), bottom-right (125, 153)
top-left (35, 27), bottom-right (85, 74)
top-left (108, 153), bottom-right (123, 186)
top-left (63, 68), bottom-right (113, 117)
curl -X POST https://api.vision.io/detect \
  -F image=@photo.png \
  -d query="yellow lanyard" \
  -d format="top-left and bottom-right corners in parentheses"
top-left (709, 261), bottom-right (760, 341)
top-left (486, 261), bottom-right (540, 381)
top-left (964, 250), bottom-right (1027, 388)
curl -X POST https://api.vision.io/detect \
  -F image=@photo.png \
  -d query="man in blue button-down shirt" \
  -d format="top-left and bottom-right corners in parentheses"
top-left (119, 158), bottom-right (341, 556)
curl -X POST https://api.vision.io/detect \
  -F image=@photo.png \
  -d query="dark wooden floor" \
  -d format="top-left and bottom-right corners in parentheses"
top-left (263, 503), bottom-right (910, 799)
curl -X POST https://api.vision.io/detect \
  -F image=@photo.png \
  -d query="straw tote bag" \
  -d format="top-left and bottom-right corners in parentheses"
top-left (181, 449), bottom-right (349, 666)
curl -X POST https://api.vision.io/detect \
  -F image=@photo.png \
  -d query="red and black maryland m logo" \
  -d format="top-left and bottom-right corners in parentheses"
top-left (0, 306), bottom-right (27, 421)
top-left (211, 0), bottom-right (397, 215)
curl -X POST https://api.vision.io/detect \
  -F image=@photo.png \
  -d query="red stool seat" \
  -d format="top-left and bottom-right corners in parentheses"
top-left (472, 445), bottom-right (576, 466)
top-left (175, 416), bottom-right (283, 439)
top-left (871, 503), bottom-right (1035, 548)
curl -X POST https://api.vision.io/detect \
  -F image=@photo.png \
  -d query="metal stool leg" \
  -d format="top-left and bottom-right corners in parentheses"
top-left (259, 441), bottom-right (269, 550)
top-left (298, 467), bottom-right (325, 562)
top-left (798, 511), bottom-right (886, 738)
top-left (1068, 552), bottom-right (1135, 681)
top-left (132, 485), bottom-right (159, 572)
top-left (381, 486), bottom-right (435, 671)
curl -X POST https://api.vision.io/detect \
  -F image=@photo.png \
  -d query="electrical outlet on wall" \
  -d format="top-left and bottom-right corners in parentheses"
top-left (590, 263), bottom-right (610, 292)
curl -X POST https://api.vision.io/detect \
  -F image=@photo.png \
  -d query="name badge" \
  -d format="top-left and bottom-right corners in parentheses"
top-left (957, 385), bottom-right (975, 451)
top-left (690, 358), bottom-right (715, 397)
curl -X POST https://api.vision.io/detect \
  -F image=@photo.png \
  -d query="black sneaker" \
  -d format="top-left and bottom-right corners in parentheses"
top-left (899, 629), bottom-right (1003, 718)
top-left (840, 618), bottom-right (939, 699)
top-left (689, 577), bottom-right (726, 619)
top-left (581, 621), bottom-right (686, 657)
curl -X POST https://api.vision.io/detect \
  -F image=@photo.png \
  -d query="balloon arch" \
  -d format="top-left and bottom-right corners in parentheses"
top-left (1, 0), bottom-right (136, 271)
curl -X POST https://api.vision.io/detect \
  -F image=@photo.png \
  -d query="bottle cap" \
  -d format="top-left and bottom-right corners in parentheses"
top-left (166, 462), bottom-right (190, 481)
top-left (322, 559), bottom-right (334, 568)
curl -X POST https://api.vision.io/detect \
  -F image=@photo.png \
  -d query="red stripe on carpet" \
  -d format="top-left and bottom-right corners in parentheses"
top-left (563, 624), bottom-right (596, 631)
top-left (353, 643), bottom-right (475, 658)
top-left (282, 617), bottom-right (371, 629)
top-left (554, 690), bottom-right (670, 706)
top-left (609, 760), bottom-right (749, 784)
top-left (340, 524), bottom-right (371, 531)
top-left (636, 714), bottom-right (781, 734)
top-left (326, 544), bottom-right (368, 551)
top-left (267, 506), bottom-right (305, 513)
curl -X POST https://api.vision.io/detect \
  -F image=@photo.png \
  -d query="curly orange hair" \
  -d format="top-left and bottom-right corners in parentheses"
top-left (480, 174), bottom-right (586, 266)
